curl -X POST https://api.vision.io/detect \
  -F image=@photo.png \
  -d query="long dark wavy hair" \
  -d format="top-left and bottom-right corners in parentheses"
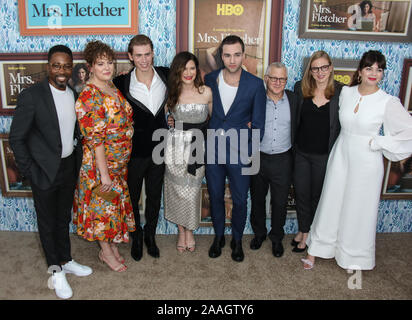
top-left (166, 51), bottom-right (204, 111)
top-left (71, 63), bottom-right (89, 85)
top-left (350, 50), bottom-right (386, 86)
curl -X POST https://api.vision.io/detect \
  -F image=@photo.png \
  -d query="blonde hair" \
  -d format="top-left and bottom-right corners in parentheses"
top-left (301, 51), bottom-right (335, 99)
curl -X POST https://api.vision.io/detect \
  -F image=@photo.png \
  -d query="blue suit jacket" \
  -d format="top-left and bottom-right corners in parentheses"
top-left (204, 68), bottom-right (266, 166)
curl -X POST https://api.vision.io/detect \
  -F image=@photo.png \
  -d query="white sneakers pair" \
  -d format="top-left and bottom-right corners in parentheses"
top-left (50, 260), bottom-right (92, 299)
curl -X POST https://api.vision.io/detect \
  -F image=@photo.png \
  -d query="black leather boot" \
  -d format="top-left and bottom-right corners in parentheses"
top-left (131, 230), bottom-right (143, 261)
top-left (144, 234), bottom-right (160, 258)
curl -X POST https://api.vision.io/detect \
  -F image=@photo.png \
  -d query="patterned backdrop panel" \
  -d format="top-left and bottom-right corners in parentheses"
top-left (0, 0), bottom-right (411, 233)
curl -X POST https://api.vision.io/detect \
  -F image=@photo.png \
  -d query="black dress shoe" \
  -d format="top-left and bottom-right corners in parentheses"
top-left (208, 236), bottom-right (225, 258)
top-left (144, 235), bottom-right (160, 258)
top-left (131, 231), bottom-right (143, 261)
top-left (231, 239), bottom-right (244, 262)
top-left (292, 244), bottom-right (308, 253)
top-left (250, 236), bottom-right (266, 250)
top-left (272, 241), bottom-right (284, 258)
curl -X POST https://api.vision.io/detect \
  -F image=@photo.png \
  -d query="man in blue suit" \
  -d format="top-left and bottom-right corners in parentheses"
top-left (204, 35), bottom-right (266, 262)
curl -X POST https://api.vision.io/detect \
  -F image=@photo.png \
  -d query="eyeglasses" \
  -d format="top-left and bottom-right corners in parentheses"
top-left (266, 76), bottom-right (287, 83)
top-left (50, 63), bottom-right (73, 71)
top-left (310, 64), bottom-right (330, 73)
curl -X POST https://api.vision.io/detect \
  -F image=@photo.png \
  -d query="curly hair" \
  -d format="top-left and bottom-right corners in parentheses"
top-left (166, 51), bottom-right (204, 111)
top-left (83, 40), bottom-right (116, 66)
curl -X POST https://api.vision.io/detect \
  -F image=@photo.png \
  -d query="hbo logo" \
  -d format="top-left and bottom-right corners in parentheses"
top-left (217, 4), bottom-right (244, 16)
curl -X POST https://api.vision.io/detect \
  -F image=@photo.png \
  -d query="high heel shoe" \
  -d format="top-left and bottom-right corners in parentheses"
top-left (186, 241), bottom-right (196, 252)
top-left (291, 239), bottom-right (300, 247)
top-left (185, 230), bottom-right (195, 252)
top-left (99, 250), bottom-right (127, 272)
top-left (176, 232), bottom-right (186, 253)
top-left (292, 244), bottom-right (308, 253)
top-left (110, 244), bottom-right (125, 264)
top-left (301, 258), bottom-right (314, 270)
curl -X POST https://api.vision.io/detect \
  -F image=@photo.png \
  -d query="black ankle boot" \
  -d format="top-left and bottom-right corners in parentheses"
top-left (131, 231), bottom-right (143, 261)
top-left (144, 234), bottom-right (160, 258)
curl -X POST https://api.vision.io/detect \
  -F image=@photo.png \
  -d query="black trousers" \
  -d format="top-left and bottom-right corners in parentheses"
top-left (127, 156), bottom-right (165, 237)
top-left (31, 153), bottom-right (77, 268)
top-left (250, 150), bottom-right (292, 243)
top-left (293, 148), bottom-right (329, 233)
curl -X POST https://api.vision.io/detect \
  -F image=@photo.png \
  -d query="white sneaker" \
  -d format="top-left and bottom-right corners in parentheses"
top-left (62, 260), bottom-right (93, 277)
top-left (51, 271), bottom-right (73, 299)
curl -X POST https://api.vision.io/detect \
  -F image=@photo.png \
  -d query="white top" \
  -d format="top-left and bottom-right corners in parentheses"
top-left (306, 85), bottom-right (412, 270)
top-left (218, 70), bottom-right (238, 115)
top-left (129, 66), bottom-right (166, 116)
top-left (49, 84), bottom-right (76, 158)
top-left (339, 85), bottom-right (412, 162)
top-left (369, 94), bottom-right (412, 161)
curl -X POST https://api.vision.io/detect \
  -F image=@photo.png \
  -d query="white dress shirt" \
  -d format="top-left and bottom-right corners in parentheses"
top-left (129, 67), bottom-right (166, 115)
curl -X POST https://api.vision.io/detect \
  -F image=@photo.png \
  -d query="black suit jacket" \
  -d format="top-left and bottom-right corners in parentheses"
top-left (294, 80), bottom-right (342, 153)
top-left (9, 78), bottom-right (82, 190)
top-left (113, 66), bottom-right (169, 158)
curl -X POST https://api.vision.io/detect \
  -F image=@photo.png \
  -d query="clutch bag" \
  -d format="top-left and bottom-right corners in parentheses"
top-left (92, 184), bottom-right (119, 202)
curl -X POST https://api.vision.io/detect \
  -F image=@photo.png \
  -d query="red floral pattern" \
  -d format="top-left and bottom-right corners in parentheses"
top-left (73, 83), bottom-right (135, 243)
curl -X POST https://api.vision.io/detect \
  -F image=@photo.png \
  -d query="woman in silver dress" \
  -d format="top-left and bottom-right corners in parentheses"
top-left (164, 52), bottom-right (213, 252)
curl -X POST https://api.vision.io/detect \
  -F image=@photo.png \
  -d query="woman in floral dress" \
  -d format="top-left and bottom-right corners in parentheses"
top-left (73, 41), bottom-right (135, 272)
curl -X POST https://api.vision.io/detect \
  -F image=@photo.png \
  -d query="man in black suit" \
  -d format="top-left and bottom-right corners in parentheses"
top-left (113, 35), bottom-right (168, 261)
top-left (9, 45), bottom-right (91, 299)
top-left (249, 62), bottom-right (298, 258)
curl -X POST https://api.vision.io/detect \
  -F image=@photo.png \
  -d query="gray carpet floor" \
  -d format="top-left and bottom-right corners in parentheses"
top-left (0, 231), bottom-right (411, 300)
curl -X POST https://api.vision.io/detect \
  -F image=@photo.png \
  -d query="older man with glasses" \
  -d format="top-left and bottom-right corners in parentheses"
top-left (249, 62), bottom-right (298, 258)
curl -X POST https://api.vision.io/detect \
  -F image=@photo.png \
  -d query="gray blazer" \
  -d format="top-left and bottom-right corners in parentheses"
top-left (9, 78), bottom-right (82, 190)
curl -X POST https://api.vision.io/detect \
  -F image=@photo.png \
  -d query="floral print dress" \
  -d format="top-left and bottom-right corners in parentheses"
top-left (73, 83), bottom-right (135, 243)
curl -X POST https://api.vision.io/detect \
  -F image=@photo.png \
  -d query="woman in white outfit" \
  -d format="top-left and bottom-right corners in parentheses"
top-left (302, 51), bottom-right (412, 270)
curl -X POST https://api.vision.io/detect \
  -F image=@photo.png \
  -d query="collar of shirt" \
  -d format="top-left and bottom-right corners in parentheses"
top-left (260, 93), bottom-right (291, 154)
top-left (131, 66), bottom-right (159, 89)
top-left (129, 66), bottom-right (166, 115)
top-left (266, 93), bottom-right (286, 105)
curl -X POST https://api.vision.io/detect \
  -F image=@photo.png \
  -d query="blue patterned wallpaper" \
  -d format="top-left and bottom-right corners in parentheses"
top-left (0, 0), bottom-right (411, 234)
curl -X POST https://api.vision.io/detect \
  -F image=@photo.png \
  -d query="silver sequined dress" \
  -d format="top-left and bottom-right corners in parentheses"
top-left (164, 103), bottom-right (209, 230)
